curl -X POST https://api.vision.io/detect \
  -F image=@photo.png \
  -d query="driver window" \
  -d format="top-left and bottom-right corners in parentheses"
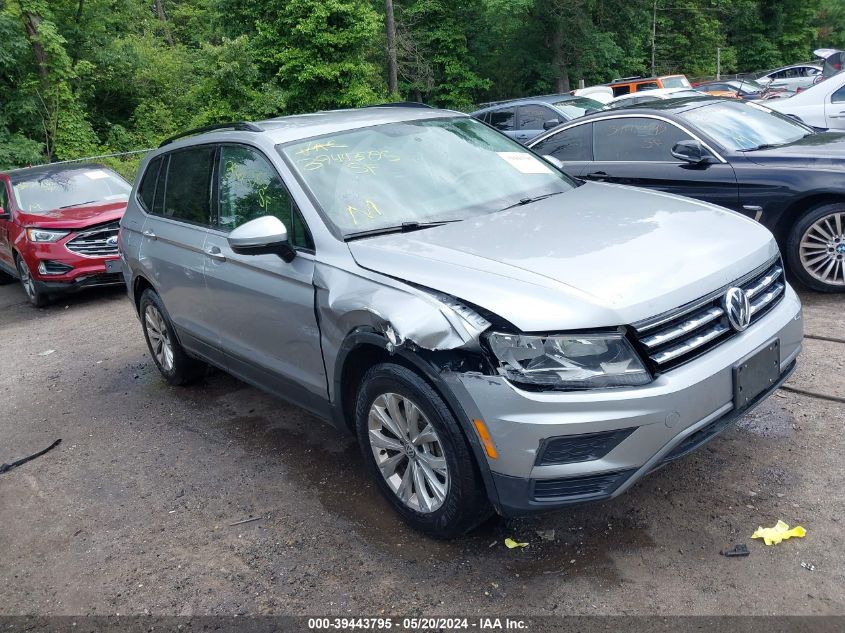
top-left (593, 118), bottom-right (694, 162)
top-left (218, 145), bottom-right (313, 249)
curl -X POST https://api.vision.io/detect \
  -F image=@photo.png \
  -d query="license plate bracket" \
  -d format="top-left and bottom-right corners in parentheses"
top-left (733, 339), bottom-right (780, 411)
top-left (105, 259), bottom-right (123, 274)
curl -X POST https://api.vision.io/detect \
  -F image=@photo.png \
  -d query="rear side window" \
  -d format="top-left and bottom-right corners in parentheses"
top-left (532, 124), bottom-right (592, 162)
top-left (218, 145), bottom-right (313, 249)
top-left (137, 156), bottom-right (162, 212)
top-left (488, 108), bottom-right (515, 131)
top-left (593, 118), bottom-right (692, 162)
top-left (635, 82), bottom-right (659, 91)
top-left (160, 147), bottom-right (214, 225)
top-left (612, 85), bottom-right (630, 96)
top-left (833, 85), bottom-right (845, 104)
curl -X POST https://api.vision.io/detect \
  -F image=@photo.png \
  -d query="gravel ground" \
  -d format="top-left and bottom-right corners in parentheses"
top-left (0, 281), bottom-right (843, 617)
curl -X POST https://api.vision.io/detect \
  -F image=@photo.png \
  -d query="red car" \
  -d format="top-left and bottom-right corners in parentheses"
top-left (0, 163), bottom-right (131, 307)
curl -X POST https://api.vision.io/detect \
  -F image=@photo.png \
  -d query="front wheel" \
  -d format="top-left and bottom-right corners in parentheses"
top-left (139, 289), bottom-right (206, 385)
top-left (355, 362), bottom-right (492, 538)
top-left (16, 255), bottom-right (49, 307)
top-left (787, 203), bottom-right (845, 292)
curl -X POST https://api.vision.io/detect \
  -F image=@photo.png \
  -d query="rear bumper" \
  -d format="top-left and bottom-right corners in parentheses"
top-left (443, 284), bottom-right (803, 517)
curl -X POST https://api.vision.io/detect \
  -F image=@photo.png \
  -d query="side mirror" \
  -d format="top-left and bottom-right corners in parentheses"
top-left (543, 118), bottom-right (561, 130)
top-left (227, 215), bottom-right (295, 262)
top-left (671, 140), bottom-right (712, 165)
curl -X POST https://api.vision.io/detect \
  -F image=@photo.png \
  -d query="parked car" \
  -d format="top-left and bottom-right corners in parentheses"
top-left (571, 85), bottom-right (614, 104)
top-left (120, 107), bottom-right (802, 537)
top-left (605, 87), bottom-right (704, 109)
top-left (756, 64), bottom-right (822, 92)
top-left (0, 163), bottom-right (130, 306)
top-left (606, 74), bottom-right (691, 97)
top-left (766, 68), bottom-right (845, 131)
top-left (815, 48), bottom-right (845, 82)
top-left (470, 95), bottom-right (603, 143)
top-left (529, 96), bottom-right (845, 292)
top-left (696, 79), bottom-right (767, 100)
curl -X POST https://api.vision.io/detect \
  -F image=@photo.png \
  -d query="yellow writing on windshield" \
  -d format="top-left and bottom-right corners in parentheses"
top-left (295, 140), bottom-right (349, 156)
top-left (299, 149), bottom-right (400, 172)
top-left (347, 200), bottom-right (383, 225)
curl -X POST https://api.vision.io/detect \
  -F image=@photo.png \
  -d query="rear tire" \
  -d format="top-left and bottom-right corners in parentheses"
top-left (786, 203), bottom-right (845, 292)
top-left (139, 288), bottom-right (206, 385)
top-left (15, 255), bottom-right (49, 307)
top-left (354, 362), bottom-right (492, 538)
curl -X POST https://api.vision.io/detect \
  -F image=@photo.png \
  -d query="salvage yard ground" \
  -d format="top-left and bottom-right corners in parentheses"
top-left (0, 283), bottom-right (843, 616)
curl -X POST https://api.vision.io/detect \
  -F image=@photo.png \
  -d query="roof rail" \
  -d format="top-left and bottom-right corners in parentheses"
top-left (159, 122), bottom-right (263, 148)
top-left (364, 101), bottom-right (432, 109)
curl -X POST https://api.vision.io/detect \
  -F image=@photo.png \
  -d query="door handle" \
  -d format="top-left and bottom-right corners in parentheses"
top-left (585, 171), bottom-right (608, 181)
top-left (142, 229), bottom-right (156, 239)
top-left (204, 246), bottom-right (226, 261)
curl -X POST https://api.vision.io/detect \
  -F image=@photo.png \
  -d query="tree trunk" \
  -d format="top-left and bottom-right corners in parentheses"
top-left (550, 21), bottom-right (570, 93)
top-left (385, 0), bottom-right (399, 96)
top-left (154, 0), bottom-right (175, 46)
top-left (76, 0), bottom-right (85, 22)
top-left (21, 12), bottom-right (49, 82)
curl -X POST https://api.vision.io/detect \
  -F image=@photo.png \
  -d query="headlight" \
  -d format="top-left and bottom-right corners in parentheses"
top-left (27, 228), bottom-right (69, 242)
top-left (487, 331), bottom-right (651, 389)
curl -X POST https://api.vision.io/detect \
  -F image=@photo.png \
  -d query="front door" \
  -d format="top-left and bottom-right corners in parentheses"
top-left (201, 144), bottom-right (328, 414)
top-left (583, 116), bottom-right (740, 211)
top-left (529, 123), bottom-right (593, 179)
top-left (0, 179), bottom-right (14, 273)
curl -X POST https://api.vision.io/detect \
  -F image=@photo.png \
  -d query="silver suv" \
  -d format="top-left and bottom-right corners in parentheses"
top-left (119, 106), bottom-right (803, 538)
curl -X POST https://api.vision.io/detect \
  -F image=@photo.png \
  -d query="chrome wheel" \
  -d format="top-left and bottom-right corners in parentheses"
top-left (367, 393), bottom-right (449, 513)
top-left (17, 258), bottom-right (36, 299)
top-left (144, 304), bottom-right (174, 372)
top-left (799, 211), bottom-right (845, 287)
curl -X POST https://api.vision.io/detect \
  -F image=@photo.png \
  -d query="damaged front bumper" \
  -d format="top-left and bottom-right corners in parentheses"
top-left (442, 285), bottom-right (804, 517)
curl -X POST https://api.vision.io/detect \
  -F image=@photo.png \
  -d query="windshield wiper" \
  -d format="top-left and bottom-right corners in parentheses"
top-left (499, 190), bottom-right (566, 212)
top-left (58, 200), bottom-right (98, 209)
top-left (345, 219), bottom-right (462, 241)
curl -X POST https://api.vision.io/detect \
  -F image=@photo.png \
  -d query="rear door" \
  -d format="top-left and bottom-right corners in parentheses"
top-left (529, 123), bottom-right (593, 178)
top-left (201, 144), bottom-right (328, 414)
top-left (583, 116), bottom-right (740, 210)
top-left (138, 145), bottom-right (218, 353)
top-left (514, 104), bottom-right (558, 143)
top-left (0, 178), bottom-right (14, 273)
top-left (825, 83), bottom-right (845, 130)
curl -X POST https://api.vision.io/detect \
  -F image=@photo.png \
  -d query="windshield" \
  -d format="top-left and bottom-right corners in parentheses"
top-left (680, 100), bottom-right (811, 151)
top-left (279, 117), bottom-right (575, 237)
top-left (552, 97), bottom-right (603, 118)
top-left (12, 167), bottom-right (131, 214)
top-left (662, 76), bottom-right (691, 89)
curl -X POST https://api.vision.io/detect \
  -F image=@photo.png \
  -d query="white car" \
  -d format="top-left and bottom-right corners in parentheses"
top-left (767, 70), bottom-right (845, 130)
top-left (604, 87), bottom-right (704, 109)
top-left (756, 64), bottom-right (822, 92)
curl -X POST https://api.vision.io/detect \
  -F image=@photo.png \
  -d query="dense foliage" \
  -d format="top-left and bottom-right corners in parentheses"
top-left (0, 0), bottom-right (843, 172)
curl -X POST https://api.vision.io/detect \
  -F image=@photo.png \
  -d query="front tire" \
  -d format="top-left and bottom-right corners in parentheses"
top-left (15, 255), bottom-right (49, 307)
top-left (139, 289), bottom-right (206, 385)
top-left (355, 362), bottom-right (491, 538)
top-left (787, 203), bottom-right (845, 292)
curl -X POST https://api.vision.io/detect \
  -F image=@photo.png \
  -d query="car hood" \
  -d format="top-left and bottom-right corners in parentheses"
top-left (741, 132), bottom-right (845, 166)
top-left (15, 201), bottom-right (126, 230)
top-left (348, 182), bottom-right (778, 331)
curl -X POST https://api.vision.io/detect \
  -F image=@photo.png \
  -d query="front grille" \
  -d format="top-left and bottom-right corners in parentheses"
top-left (66, 221), bottom-right (119, 257)
top-left (631, 259), bottom-right (785, 373)
top-left (532, 469), bottom-right (635, 501)
top-left (537, 428), bottom-right (635, 466)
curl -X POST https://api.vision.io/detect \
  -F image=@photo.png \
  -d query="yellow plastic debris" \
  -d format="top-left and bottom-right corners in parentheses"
top-left (751, 520), bottom-right (807, 545)
top-left (504, 537), bottom-right (529, 549)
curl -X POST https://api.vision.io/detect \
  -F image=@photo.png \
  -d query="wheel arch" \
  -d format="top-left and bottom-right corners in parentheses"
top-left (333, 329), bottom-right (503, 510)
top-left (132, 274), bottom-right (155, 315)
top-left (773, 192), bottom-right (845, 244)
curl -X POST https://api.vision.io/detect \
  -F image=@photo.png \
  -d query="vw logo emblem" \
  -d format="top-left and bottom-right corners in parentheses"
top-left (724, 286), bottom-right (751, 332)
top-left (106, 235), bottom-right (118, 246)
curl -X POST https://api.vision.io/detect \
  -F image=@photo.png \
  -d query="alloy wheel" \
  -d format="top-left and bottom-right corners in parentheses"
top-left (16, 258), bottom-right (36, 300)
top-left (799, 211), bottom-right (845, 287)
top-left (367, 393), bottom-right (449, 513)
top-left (144, 304), bottom-right (175, 372)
